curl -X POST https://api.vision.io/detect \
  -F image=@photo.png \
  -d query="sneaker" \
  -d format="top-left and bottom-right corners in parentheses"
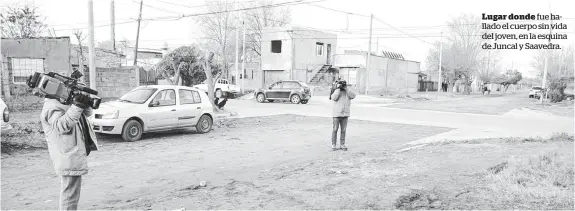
top-left (340, 145), bottom-right (348, 151)
top-left (332, 145), bottom-right (338, 151)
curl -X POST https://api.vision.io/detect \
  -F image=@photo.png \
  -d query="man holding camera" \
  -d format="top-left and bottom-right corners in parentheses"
top-left (330, 80), bottom-right (356, 151)
top-left (40, 93), bottom-right (97, 210)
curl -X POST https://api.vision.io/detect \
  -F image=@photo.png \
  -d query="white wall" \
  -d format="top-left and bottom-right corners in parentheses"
top-left (260, 26), bottom-right (337, 82)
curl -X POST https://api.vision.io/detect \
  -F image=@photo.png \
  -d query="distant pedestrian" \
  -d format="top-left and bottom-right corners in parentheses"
top-left (330, 80), bottom-right (356, 151)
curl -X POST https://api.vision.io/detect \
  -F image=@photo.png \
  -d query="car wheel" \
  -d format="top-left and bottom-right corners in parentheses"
top-left (290, 94), bottom-right (301, 104)
top-left (301, 100), bottom-right (308, 104)
top-left (122, 120), bottom-right (143, 142)
top-left (529, 95), bottom-right (533, 98)
top-left (256, 93), bottom-right (266, 103)
top-left (215, 89), bottom-right (223, 98)
top-left (196, 114), bottom-right (213, 133)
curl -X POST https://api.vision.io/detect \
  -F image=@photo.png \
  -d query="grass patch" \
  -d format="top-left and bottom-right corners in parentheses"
top-left (482, 151), bottom-right (574, 209)
top-left (425, 132), bottom-right (574, 146)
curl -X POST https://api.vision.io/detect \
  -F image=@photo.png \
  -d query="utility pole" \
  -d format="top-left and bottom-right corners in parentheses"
top-left (0, 21), bottom-right (5, 99)
top-left (289, 30), bottom-right (295, 81)
top-left (240, 11), bottom-right (246, 94)
top-left (437, 31), bottom-right (443, 93)
top-left (365, 14), bottom-right (373, 95)
top-left (541, 2), bottom-right (551, 104)
top-left (88, 0), bottom-right (97, 90)
top-left (111, 0), bottom-right (116, 51)
top-left (133, 0), bottom-right (143, 67)
top-left (375, 37), bottom-right (379, 53)
top-left (234, 0), bottom-right (239, 85)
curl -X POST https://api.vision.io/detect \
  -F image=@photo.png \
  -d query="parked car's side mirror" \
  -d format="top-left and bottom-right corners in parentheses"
top-left (149, 101), bottom-right (160, 107)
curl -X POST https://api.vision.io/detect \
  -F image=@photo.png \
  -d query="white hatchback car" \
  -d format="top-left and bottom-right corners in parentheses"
top-left (92, 85), bottom-right (215, 141)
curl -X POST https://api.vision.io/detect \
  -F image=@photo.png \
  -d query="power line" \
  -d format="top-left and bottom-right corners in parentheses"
top-left (306, 3), bottom-right (369, 18)
top-left (140, 0), bottom-right (325, 21)
top-left (131, 0), bottom-right (181, 14)
top-left (54, 20), bottom-right (138, 32)
top-left (51, 0), bottom-right (318, 32)
top-left (372, 16), bottom-right (433, 45)
top-left (152, 0), bottom-right (262, 9)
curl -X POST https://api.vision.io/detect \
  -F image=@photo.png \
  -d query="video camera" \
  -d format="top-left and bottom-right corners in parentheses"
top-left (26, 71), bottom-right (102, 109)
top-left (329, 80), bottom-right (348, 100)
top-left (335, 80), bottom-right (347, 90)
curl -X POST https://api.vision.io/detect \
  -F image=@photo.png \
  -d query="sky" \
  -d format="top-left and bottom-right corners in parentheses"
top-left (1, 0), bottom-right (574, 78)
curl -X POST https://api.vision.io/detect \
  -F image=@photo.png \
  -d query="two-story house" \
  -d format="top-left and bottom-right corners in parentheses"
top-left (260, 26), bottom-right (338, 87)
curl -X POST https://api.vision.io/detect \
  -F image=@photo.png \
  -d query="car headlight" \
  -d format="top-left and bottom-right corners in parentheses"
top-left (3, 108), bottom-right (9, 122)
top-left (101, 110), bottom-right (119, 119)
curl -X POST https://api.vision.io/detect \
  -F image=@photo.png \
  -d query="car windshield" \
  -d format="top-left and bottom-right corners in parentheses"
top-left (532, 87), bottom-right (542, 90)
top-left (299, 82), bottom-right (309, 87)
top-left (118, 88), bottom-right (158, 104)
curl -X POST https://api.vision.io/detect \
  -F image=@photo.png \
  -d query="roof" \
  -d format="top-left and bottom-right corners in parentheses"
top-left (381, 50), bottom-right (404, 60)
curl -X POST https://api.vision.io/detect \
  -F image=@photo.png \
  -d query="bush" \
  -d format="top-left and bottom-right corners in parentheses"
top-left (549, 89), bottom-right (563, 103)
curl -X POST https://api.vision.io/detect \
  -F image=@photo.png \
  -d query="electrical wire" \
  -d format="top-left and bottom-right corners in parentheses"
top-left (140, 0), bottom-right (325, 21)
top-left (305, 3), bottom-right (369, 18)
top-left (372, 16), bottom-right (434, 45)
top-left (152, 0), bottom-right (263, 9)
top-left (131, 0), bottom-right (182, 15)
top-left (51, 0), bottom-right (319, 32)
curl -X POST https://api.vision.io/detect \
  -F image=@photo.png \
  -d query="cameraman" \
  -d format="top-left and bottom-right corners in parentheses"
top-left (330, 80), bottom-right (356, 151)
top-left (40, 94), bottom-right (96, 210)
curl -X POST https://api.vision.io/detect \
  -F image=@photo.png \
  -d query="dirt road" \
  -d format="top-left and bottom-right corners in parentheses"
top-left (1, 115), bottom-right (449, 210)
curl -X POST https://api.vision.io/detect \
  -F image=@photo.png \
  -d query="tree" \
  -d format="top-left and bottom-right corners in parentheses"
top-left (0, 4), bottom-right (47, 38)
top-left (73, 30), bottom-right (87, 81)
top-left (156, 46), bottom-right (221, 87)
top-left (531, 46), bottom-right (574, 102)
top-left (197, 0), bottom-right (238, 80)
top-left (426, 14), bottom-right (487, 94)
top-left (244, 0), bottom-right (291, 57)
top-left (531, 45), bottom-right (574, 83)
top-left (494, 69), bottom-right (522, 91)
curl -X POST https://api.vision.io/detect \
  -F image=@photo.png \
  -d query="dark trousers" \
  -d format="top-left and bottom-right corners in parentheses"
top-left (332, 117), bottom-right (349, 145)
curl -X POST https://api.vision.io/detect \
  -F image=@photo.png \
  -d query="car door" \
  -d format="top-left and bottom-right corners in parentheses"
top-left (177, 89), bottom-right (203, 127)
top-left (278, 81), bottom-right (298, 99)
top-left (266, 81), bottom-right (283, 99)
top-left (146, 89), bottom-right (178, 129)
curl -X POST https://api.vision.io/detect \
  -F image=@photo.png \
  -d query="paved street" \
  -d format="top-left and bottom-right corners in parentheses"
top-left (226, 96), bottom-right (574, 145)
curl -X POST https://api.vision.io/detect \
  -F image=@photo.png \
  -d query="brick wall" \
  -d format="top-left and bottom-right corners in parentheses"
top-left (1, 37), bottom-right (72, 98)
top-left (94, 67), bottom-right (139, 98)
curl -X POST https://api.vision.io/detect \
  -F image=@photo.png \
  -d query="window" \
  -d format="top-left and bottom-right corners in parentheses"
top-left (271, 40), bottom-right (282, 53)
top-left (270, 82), bottom-right (282, 89)
top-left (10, 58), bottom-right (44, 84)
top-left (192, 91), bottom-right (202, 103)
top-left (282, 82), bottom-right (300, 89)
top-left (179, 89), bottom-right (198, 104)
top-left (151, 89), bottom-right (176, 106)
top-left (316, 42), bottom-right (324, 56)
top-left (119, 88), bottom-right (158, 104)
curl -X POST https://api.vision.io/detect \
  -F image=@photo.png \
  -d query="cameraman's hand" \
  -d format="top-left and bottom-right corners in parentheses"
top-left (73, 94), bottom-right (91, 109)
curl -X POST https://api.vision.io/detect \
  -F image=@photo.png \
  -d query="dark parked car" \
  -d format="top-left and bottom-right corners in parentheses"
top-left (255, 80), bottom-right (311, 104)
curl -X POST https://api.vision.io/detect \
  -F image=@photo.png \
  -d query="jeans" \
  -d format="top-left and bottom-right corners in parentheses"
top-left (60, 176), bottom-right (82, 210)
top-left (332, 117), bottom-right (349, 146)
